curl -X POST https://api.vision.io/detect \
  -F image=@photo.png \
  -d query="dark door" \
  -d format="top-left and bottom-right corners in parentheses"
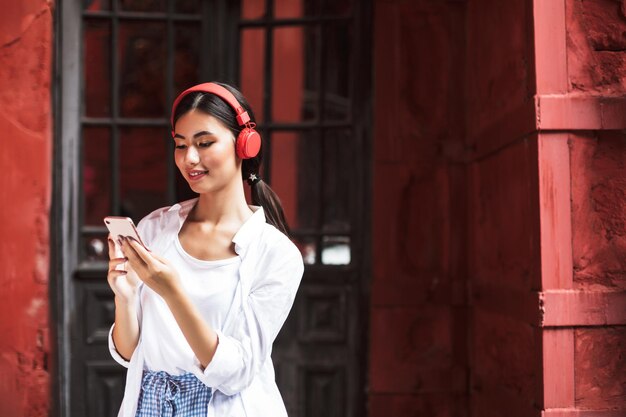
top-left (54, 1), bottom-right (371, 416)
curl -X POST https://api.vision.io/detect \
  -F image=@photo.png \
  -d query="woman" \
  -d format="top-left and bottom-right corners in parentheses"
top-left (106, 82), bottom-right (305, 417)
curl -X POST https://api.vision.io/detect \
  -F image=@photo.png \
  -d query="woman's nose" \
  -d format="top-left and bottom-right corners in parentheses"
top-left (184, 146), bottom-right (199, 165)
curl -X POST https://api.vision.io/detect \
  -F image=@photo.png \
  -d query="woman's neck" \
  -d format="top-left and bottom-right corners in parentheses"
top-left (191, 180), bottom-right (254, 226)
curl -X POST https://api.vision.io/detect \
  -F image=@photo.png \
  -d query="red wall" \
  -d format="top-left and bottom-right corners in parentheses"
top-left (370, 1), bottom-right (469, 415)
top-left (1, 1), bottom-right (624, 416)
top-left (539, 0), bottom-right (626, 414)
top-left (371, 1), bottom-right (626, 416)
top-left (465, 0), bottom-right (539, 415)
top-left (0, 0), bottom-right (53, 416)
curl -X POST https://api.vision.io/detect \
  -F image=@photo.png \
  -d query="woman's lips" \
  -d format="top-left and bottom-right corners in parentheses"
top-left (188, 170), bottom-right (208, 181)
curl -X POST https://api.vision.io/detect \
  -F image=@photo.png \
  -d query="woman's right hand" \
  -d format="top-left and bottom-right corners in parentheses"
top-left (107, 234), bottom-right (141, 304)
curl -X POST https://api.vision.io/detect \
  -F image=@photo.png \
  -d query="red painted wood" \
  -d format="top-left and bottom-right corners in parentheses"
top-left (370, 0), bottom-right (469, 413)
top-left (466, 0), bottom-right (535, 142)
top-left (465, 1), bottom-right (543, 416)
top-left (533, 0), bottom-right (568, 94)
top-left (369, 306), bottom-right (466, 394)
top-left (538, 133), bottom-right (573, 290)
top-left (531, 0), bottom-right (578, 415)
top-left (541, 329), bottom-right (575, 409)
top-left (470, 308), bottom-right (537, 409)
top-left (369, 393), bottom-right (467, 417)
top-left (536, 96), bottom-right (626, 130)
top-left (470, 137), bottom-right (539, 292)
top-left (472, 284), bottom-right (540, 326)
top-left (533, 1), bottom-right (626, 416)
top-left (542, 410), bottom-right (626, 417)
top-left (540, 290), bottom-right (626, 327)
top-left (467, 100), bottom-right (537, 162)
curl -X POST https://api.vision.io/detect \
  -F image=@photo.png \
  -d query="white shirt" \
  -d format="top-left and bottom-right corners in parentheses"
top-left (108, 198), bottom-right (305, 417)
top-left (142, 237), bottom-right (241, 375)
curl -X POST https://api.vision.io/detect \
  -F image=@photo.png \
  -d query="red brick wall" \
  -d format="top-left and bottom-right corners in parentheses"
top-left (0, 0), bottom-right (53, 416)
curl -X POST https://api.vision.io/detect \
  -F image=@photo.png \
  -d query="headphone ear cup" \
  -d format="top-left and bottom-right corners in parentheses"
top-left (236, 128), bottom-right (262, 159)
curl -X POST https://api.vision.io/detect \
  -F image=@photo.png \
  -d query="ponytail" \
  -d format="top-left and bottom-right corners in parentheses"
top-left (249, 179), bottom-right (290, 237)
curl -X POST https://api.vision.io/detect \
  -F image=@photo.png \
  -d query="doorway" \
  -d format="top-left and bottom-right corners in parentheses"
top-left (54, 1), bottom-right (372, 416)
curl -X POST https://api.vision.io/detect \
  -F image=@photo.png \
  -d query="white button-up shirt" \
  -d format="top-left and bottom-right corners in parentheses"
top-left (108, 198), bottom-right (305, 417)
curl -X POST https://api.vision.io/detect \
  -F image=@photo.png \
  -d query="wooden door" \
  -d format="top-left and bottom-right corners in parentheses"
top-left (54, 1), bottom-right (371, 416)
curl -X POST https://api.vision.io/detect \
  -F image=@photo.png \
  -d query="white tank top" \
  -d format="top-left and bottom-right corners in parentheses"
top-left (141, 236), bottom-right (241, 375)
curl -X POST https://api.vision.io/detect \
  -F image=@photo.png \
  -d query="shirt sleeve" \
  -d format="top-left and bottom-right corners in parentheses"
top-left (191, 240), bottom-right (305, 395)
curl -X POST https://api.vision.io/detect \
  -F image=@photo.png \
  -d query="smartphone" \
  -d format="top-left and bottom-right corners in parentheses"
top-left (103, 216), bottom-right (148, 255)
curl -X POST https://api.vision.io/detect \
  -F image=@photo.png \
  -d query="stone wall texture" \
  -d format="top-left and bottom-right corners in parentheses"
top-left (0, 1), bottom-right (53, 416)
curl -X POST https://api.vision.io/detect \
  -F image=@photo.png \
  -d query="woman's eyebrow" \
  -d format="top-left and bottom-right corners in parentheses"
top-left (173, 131), bottom-right (215, 140)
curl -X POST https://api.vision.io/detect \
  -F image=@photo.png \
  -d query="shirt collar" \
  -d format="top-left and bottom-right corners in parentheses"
top-left (165, 197), bottom-right (266, 254)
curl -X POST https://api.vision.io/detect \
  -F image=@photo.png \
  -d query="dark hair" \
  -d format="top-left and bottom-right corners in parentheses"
top-left (172, 82), bottom-right (290, 236)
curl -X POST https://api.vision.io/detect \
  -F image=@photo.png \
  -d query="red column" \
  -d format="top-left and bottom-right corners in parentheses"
top-left (533, 0), bottom-right (626, 415)
top-left (0, 0), bottom-right (53, 416)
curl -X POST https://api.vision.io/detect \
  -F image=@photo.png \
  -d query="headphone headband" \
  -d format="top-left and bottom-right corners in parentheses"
top-left (170, 82), bottom-right (262, 160)
top-left (170, 82), bottom-right (251, 133)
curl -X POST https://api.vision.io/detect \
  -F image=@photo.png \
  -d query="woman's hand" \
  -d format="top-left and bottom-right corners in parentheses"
top-left (107, 234), bottom-right (141, 304)
top-left (119, 236), bottom-right (183, 301)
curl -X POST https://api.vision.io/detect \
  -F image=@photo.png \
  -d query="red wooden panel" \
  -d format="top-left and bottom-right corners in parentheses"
top-left (471, 309), bottom-right (536, 413)
top-left (536, 96), bottom-right (626, 130)
top-left (466, 0), bottom-right (534, 141)
top-left (369, 393), bottom-right (467, 417)
top-left (543, 411), bottom-right (626, 417)
top-left (369, 306), bottom-right (465, 394)
top-left (468, 100), bottom-right (537, 161)
top-left (470, 136), bottom-right (539, 292)
top-left (472, 284), bottom-right (540, 326)
top-left (370, 163), bottom-right (449, 307)
top-left (540, 290), bottom-right (626, 327)
top-left (538, 133), bottom-right (573, 290)
top-left (533, 0), bottom-right (568, 94)
top-left (541, 329), bottom-right (575, 409)
top-left (471, 386), bottom-right (539, 417)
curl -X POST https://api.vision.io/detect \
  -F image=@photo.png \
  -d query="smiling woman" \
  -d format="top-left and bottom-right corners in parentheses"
top-left (173, 111), bottom-right (236, 192)
top-left (106, 82), bottom-right (305, 417)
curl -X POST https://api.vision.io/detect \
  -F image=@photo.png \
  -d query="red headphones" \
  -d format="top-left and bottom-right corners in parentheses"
top-left (170, 82), bottom-right (262, 159)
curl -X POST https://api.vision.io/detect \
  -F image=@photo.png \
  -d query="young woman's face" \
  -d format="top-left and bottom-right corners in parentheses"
top-left (173, 110), bottom-right (240, 194)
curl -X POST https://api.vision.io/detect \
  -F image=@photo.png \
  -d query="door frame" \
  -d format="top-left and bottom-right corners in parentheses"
top-left (51, 1), bottom-right (82, 416)
top-left (51, 1), bottom-right (373, 416)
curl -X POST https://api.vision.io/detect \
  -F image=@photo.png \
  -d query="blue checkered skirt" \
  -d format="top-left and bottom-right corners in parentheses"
top-left (136, 370), bottom-right (212, 417)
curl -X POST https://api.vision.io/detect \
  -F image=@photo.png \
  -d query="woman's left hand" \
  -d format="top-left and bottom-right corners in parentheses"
top-left (119, 236), bottom-right (182, 300)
